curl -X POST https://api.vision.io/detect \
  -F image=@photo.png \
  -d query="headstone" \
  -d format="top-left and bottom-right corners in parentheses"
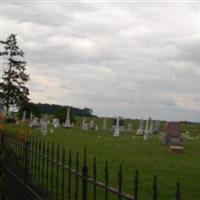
top-left (40, 117), bottom-right (44, 125)
top-left (112, 117), bottom-right (124, 132)
top-left (41, 121), bottom-right (48, 136)
top-left (95, 124), bottom-right (98, 131)
top-left (154, 120), bottom-right (160, 134)
top-left (164, 122), bottom-right (181, 145)
top-left (113, 117), bottom-right (120, 137)
top-left (30, 112), bottom-right (33, 121)
top-left (89, 120), bottom-right (95, 129)
top-left (44, 114), bottom-right (48, 122)
top-left (143, 118), bottom-right (150, 140)
top-left (127, 123), bottom-right (133, 132)
top-left (81, 118), bottom-right (88, 131)
top-left (32, 117), bottom-right (40, 128)
top-left (64, 107), bottom-right (71, 128)
top-left (136, 119), bottom-right (144, 135)
top-left (103, 118), bottom-right (107, 130)
top-left (52, 118), bottom-right (60, 128)
top-left (50, 127), bottom-right (54, 134)
top-left (22, 111), bottom-right (26, 122)
top-left (149, 118), bottom-right (154, 134)
top-left (29, 120), bottom-right (33, 128)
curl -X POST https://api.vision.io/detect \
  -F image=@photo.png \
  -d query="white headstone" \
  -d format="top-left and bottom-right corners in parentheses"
top-left (64, 107), bottom-right (71, 128)
top-left (103, 118), bottom-right (107, 130)
top-left (40, 117), bottom-right (44, 125)
top-left (127, 123), bottom-right (133, 132)
top-left (81, 118), bottom-right (88, 131)
top-left (52, 118), bottom-right (60, 128)
top-left (30, 112), bottom-right (33, 121)
top-left (41, 121), bottom-right (48, 136)
top-left (149, 118), bottom-right (154, 134)
top-left (22, 111), bottom-right (26, 122)
top-left (50, 127), bottom-right (54, 134)
top-left (113, 117), bottom-right (120, 137)
top-left (44, 114), bottom-right (48, 122)
top-left (143, 118), bottom-right (150, 140)
top-left (32, 117), bottom-right (39, 128)
top-left (136, 119), bottom-right (144, 135)
top-left (154, 120), bottom-right (160, 133)
top-left (89, 120), bottom-right (95, 129)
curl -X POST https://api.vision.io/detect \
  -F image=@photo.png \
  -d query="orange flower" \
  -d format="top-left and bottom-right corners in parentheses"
top-left (0, 125), bottom-right (4, 129)
top-left (0, 124), bottom-right (6, 129)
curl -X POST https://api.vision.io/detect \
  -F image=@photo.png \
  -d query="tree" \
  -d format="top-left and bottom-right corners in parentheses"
top-left (18, 102), bottom-right (42, 119)
top-left (0, 34), bottom-right (30, 113)
top-left (54, 106), bottom-right (75, 123)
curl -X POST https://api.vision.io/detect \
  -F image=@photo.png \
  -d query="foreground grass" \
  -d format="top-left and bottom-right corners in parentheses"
top-left (5, 122), bottom-right (200, 200)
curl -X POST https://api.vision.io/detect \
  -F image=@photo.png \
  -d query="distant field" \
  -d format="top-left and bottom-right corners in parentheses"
top-left (5, 119), bottom-right (200, 200)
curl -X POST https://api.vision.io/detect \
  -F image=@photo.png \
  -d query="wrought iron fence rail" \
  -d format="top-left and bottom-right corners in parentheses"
top-left (0, 133), bottom-right (182, 200)
top-left (3, 164), bottom-right (43, 200)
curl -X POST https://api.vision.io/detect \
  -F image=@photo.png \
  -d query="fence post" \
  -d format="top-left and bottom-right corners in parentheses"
top-left (75, 151), bottom-right (79, 200)
top-left (93, 157), bottom-right (96, 200)
top-left (0, 133), bottom-right (5, 198)
top-left (82, 146), bottom-right (88, 200)
top-left (134, 170), bottom-right (139, 200)
top-left (24, 138), bottom-right (29, 185)
top-left (22, 138), bottom-right (29, 199)
top-left (56, 145), bottom-right (60, 200)
top-left (104, 161), bottom-right (109, 200)
top-left (152, 176), bottom-right (158, 200)
top-left (61, 146), bottom-right (65, 200)
top-left (175, 182), bottom-right (181, 200)
top-left (118, 165), bottom-right (122, 200)
top-left (0, 133), bottom-right (4, 147)
top-left (68, 149), bottom-right (72, 200)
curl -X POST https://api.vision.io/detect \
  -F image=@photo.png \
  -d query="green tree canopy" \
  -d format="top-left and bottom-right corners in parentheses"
top-left (54, 106), bottom-right (75, 123)
top-left (18, 102), bottom-right (42, 119)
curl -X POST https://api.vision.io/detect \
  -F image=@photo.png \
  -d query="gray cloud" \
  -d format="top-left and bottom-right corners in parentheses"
top-left (2, 1), bottom-right (200, 121)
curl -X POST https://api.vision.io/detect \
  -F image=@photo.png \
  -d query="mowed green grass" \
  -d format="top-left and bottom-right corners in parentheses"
top-left (6, 121), bottom-right (200, 200)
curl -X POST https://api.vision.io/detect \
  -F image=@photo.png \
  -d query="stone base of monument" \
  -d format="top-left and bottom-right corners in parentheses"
top-left (63, 123), bottom-right (72, 128)
top-left (113, 128), bottom-right (120, 137)
top-left (169, 146), bottom-right (184, 153)
top-left (112, 126), bottom-right (125, 132)
top-left (168, 137), bottom-right (182, 145)
top-left (63, 125), bottom-right (72, 128)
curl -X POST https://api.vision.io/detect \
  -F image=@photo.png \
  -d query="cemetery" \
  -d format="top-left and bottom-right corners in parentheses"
top-left (0, 109), bottom-right (200, 200)
top-left (1, 3), bottom-right (200, 200)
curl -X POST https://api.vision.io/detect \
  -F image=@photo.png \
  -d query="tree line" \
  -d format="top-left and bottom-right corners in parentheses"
top-left (18, 102), bottom-right (94, 122)
top-left (0, 34), bottom-right (94, 121)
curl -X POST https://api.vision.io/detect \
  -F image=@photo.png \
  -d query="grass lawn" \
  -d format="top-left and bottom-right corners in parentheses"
top-left (5, 121), bottom-right (200, 200)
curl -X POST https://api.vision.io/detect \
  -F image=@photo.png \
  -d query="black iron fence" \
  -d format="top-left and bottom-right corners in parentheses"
top-left (0, 132), bottom-right (182, 200)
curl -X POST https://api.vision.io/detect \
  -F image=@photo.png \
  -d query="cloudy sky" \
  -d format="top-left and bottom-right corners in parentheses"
top-left (1, 0), bottom-right (200, 121)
